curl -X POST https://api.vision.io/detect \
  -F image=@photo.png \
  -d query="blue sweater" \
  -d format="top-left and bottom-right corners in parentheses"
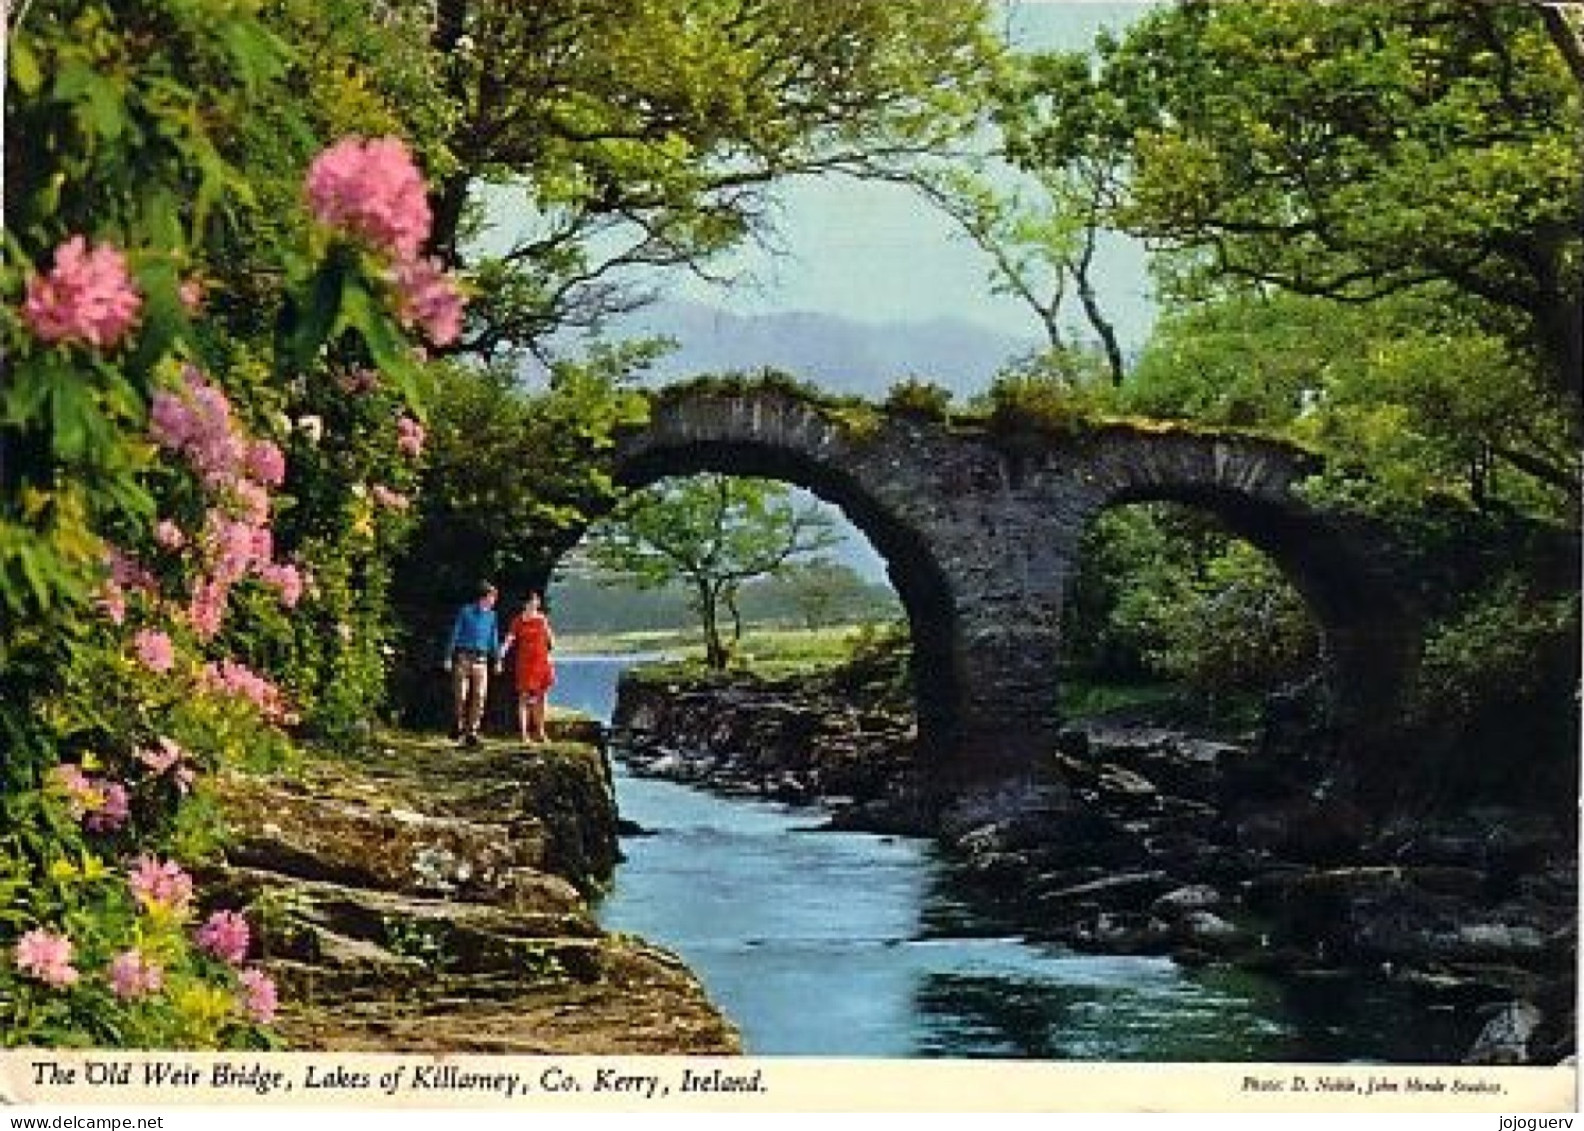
top-left (446, 602), bottom-right (500, 661)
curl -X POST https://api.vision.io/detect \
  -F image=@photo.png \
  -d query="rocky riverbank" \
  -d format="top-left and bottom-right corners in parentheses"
top-left (209, 728), bottom-right (739, 1054)
top-left (611, 668), bottom-right (1576, 1065)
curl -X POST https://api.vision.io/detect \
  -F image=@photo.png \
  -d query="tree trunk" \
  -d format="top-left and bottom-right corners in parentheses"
top-left (1073, 221), bottom-right (1126, 385)
top-left (724, 585), bottom-right (744, 655)
top-left (427, 0), bottom-right (473, 267)
top-left (429, 173), bottom-right (472, 270)
top-left (697, 580), bottom-right (726, 670)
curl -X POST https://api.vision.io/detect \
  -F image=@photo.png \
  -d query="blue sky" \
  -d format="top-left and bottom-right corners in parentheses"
top-left (662, 1), bottom-right (1161, 349)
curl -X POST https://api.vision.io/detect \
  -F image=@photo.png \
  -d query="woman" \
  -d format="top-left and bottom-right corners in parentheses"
top-left (501, 591), bottom-right (556, 745)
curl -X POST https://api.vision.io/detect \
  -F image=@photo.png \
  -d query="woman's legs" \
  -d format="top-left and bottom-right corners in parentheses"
top-left (516, 693), bottom-right (531, 744)
top-left (529, 692), bottom-right (548, 742)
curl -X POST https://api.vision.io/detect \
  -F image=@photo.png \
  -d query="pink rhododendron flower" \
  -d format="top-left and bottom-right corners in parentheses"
top-left (109, 949), bottom-right (164, 1000)
top-left (238, 967), bottom-right (278, 1023)
top-left (204, 513), bottom-right (261, 586)
top-left (396, 415), bottom-right (426, 458)
top-left (53, 766), bottom-right (130, 832)
top-left (246, 440), bottom-right (286, 488)
top-left (129, 855), bottom-right (194, 913)
top-left (390, 256), bottom-right (464, 347)
top-left (154, 519), bottom-right (187, 551)
top-left (109, 547), bottom-right (156, 592)
top-left (339, 369), bottom-right (380, 396)
top-left (188, 578), bottom-right (228, 641)
top-left (22, 236), bottom-right (143, 349)
top-left (149, 368), bottom-right (246, 493)
top-left (200, 659), bottom-right (294, 725)
top-left (99, 581), bottom-right (128, 625)
top-left (260, 563), bottom-right (304, 609)
top-left (137, 737), bottom-right (196, 793)
top-left (229, 479), bottom-right (271, 526)
top-left (148, 389), bottom-right (193, 451)
top-left (51, 764), bottom-right (99, 818)
top-left (15, 929), bottom-right (79, 987)
top-left (179, 278), bottom-right (204, 313)
top-left (370, 484), bottom-right (410, 511)
top-left (84, 781), bottom-right (130, 832)
top-left (305, 136), bottom-right (431, 259)
top-left (133, 628), bottom-right (176, 674)
top-left (195, 911), bottom-right (251, 966)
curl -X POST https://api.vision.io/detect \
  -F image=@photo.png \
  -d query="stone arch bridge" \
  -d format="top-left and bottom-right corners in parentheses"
top-left (599, 382), bottom-right (1419, 780)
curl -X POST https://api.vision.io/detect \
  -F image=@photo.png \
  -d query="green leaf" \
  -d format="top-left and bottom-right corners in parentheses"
top-left (124, 259), bottom-right (186, 378)
top-left (1, 359), bottom-right (61, 426)
top-left (279, 252), bottom-right (350, 375)
top-left (10, 38), bottom-right (43, 96)
top-left (49, 378), bottom-right (96, 461)
top-left (56, 61), bottom-right (126, 143)
top-left (341, 281), bottom-right (422, 409)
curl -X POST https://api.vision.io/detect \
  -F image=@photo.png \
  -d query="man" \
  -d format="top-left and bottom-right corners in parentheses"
top-left (443, 581), bottom-right (501, 746)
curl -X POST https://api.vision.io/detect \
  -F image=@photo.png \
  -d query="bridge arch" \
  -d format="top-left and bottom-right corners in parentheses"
top-left (589, 383), bottom-right (1420, 782)
top-left (1070, 429), bottom-right (1421, 749)
top-left (604, 387), bottom-right (964, 750)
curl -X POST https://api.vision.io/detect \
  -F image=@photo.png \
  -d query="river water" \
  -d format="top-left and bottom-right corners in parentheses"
top-left (558, 656), bottom-right (1471, 1061)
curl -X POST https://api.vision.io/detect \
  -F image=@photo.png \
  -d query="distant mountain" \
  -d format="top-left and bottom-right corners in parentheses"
top-left (604, 300), bottom-right (1041, 400)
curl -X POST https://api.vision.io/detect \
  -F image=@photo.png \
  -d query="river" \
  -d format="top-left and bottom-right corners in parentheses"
top-left (557, 655), bottom-right (1472, 1061)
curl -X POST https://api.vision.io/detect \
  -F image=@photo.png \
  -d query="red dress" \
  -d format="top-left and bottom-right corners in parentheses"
top-left (507, 612), bottom-right (555, 695)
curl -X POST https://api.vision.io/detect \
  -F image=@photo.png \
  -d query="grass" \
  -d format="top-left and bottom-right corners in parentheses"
top-left (1057, 674), bottom-right (1184, 719)
top-left (559, 621), bottom-right (879, 676)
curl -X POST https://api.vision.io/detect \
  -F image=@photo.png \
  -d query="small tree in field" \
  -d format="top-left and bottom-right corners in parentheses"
top-left (586, 476), bottom-right (839, 669)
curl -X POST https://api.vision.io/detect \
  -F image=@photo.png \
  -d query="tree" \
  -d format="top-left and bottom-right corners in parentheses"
top-left (418, 0), bottom-right (1002, 359)
top-left (585, 475), bottom-right (840, 668)
top-left (775, 558), bottom-right (889, 630)
top-left (907, 49), bottom-right (1134, 384)
top-left (394, 343), bottom-right (653, 607)
top-left (1122, 288), bottom-right (1579, 517)
top-left (1037, 2), bottom-right (1584, 411)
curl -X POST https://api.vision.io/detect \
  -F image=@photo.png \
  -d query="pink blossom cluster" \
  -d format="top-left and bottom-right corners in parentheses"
top-left (200, 659), bottom-right (294, 725)
top-left (14, 929), bottom-right (79, 987)
top-left (99, 547), bottom-right (159, 626)
top-left (85, 782), bottom-right (130, 833)
top-left (146, 367), bottom-right (306, 635)
top-left (238, 967), bottom-right (278, 1024)
top-left (247, 440), bottom-right (286, 488)
top-left (257, 562), bottom-right (304, 608)
top-left (396, 414), bottom-right (426, 458)
top-left (305, 137), bottom-right (432, 260)
top-left (188, 578), bottom-right (227, 641)
top-left (339, 368), bottom-right (381, 396)
top-left (303, 137), bottom-right (465, 346)
top-left (134, 628), bottom-right (176, 674)
top-left (109, 949), bottom-right (164, 1000)
top-left (204, 511), bottom-right (273, 587)
top-left (99, 584), bottom-right (128, 626)
top-left (22, 236), bottom-right (143, 350)
top-left (149, 368), bottom-right (248, 494)
top-left (137, 736), bottom-right (197, 794)
top-left (129, 855), bottom-right (195, 913)
top-left (370, 484), bottom-right (410, 511)
top-left (390, 256), bottom-right (464, 347)
top-left (154, 519), bottom-right (186, 551)
top-left (51, 765), bottom-right (131, 833)
top-left (195, 910), bottom-right (251, 966)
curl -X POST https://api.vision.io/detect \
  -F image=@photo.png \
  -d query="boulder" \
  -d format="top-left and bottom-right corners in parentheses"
top-left (1152, 884), bottom-right (1224, 917)
top-left (1465, 1001), bottom-right (1544, 1065)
